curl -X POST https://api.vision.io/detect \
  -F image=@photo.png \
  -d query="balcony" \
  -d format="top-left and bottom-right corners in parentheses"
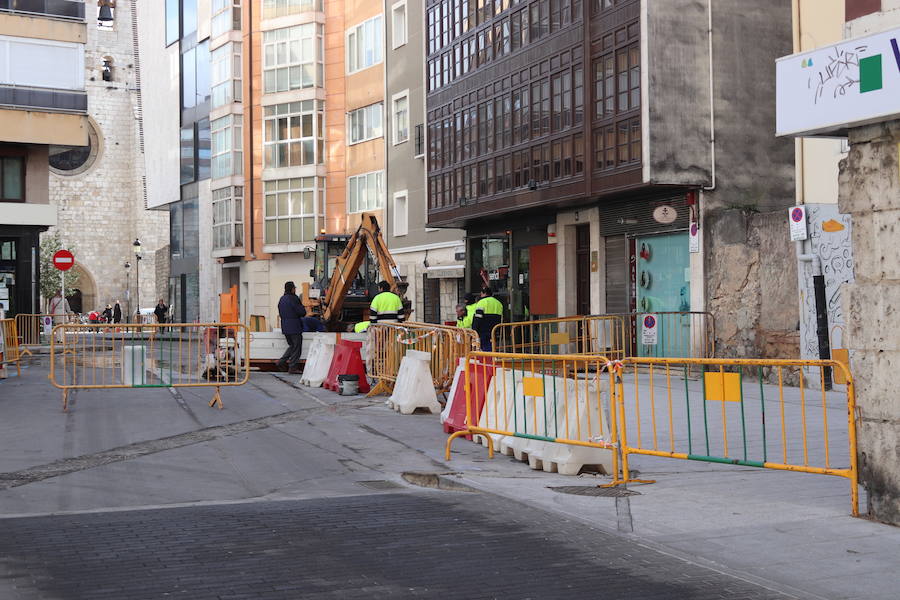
top-left (0, 84), bottom-right (86, 113)
top-left (0, 0), bottom-right (84, 21)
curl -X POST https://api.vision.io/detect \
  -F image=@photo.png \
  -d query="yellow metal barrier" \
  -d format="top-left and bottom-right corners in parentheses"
top-left (492, 315), bottom-right (627, 359)
top-left (611, 357), bottom-right (859, 516)
top-left (367, 322), bottom-right (479, 396)
top-left (608, 311), bottom-right (716, 359)
top-left (50, 323), bottom-right (250, 411)
top-left (14, 313), bottom-right (77, 355)
top-left (445, 351), bottom-right (619, 476)
top-left (0, 318), bottom-right (22, 377)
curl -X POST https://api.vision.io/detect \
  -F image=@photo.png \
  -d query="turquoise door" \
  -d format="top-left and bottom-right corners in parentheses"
top-left (635, 232), bottom-right (691, 357)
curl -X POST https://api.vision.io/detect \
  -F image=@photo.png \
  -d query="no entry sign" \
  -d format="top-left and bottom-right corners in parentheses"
top-left (53, 250), bottom-right (75, 271)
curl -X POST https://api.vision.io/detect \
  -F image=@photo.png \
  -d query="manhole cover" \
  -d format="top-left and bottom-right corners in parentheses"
top-left (548, 485), bottom-right (640, 497)
top-left (356, 480), bottom-right (404, 491)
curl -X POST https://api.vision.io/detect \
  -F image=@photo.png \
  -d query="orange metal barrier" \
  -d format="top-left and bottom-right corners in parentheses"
top-left (50, 323), bottom-right (250, 411)
top-left (611, 357), bottom-right (859, 516)
top-left (367, 322), bottom-right (479, 396)
top-left (608, 311), bottom-right (716, 359)
top-left (0, 318), bottom-right (22, 377)
top-left (445, 352), bottom-right (619, 476)
top-left (14, 313), bottom-right (76, 355)
top-left (492, 315), bottom-right (627, 359)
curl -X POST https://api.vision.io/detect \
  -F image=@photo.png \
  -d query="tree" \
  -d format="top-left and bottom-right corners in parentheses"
top-left (39, 232), bottom-right (78, 310)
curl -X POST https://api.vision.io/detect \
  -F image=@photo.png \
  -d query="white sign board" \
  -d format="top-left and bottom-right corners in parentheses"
top-left (641, 314), bottom-right (659, 346)
top-left (776, 27), bottom-right (900, 137)
top-left (789, 206), bottom-right (808, 241)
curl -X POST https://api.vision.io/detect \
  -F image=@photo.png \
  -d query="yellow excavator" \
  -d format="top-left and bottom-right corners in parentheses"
top-left (302, 213), bottom-right (410, 330)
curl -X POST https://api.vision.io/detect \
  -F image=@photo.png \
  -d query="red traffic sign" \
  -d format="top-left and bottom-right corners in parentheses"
top-left (53, 249), bottom-right (75, 271)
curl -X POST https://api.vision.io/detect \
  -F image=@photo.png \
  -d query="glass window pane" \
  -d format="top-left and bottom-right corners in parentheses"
top-left (277, 192), bottom-right (289, 216)
top-left (290, 218), bottom-right (303, 242)
top-left (265, 220), bottom-right (277, 244)
top-left (2, 158), bottom-right (22, 200)
top-left (278, 218), bottom-right (289, 242)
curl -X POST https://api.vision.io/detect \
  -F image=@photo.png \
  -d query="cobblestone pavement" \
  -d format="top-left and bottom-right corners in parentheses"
top-left (0, 491), bottom-right (793, 600)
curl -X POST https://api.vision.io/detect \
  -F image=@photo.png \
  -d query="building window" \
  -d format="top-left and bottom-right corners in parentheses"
top-left (263, 100), bottom-right (325, 168)
top-left (211, 42), bottom-right (242, 109)
top-left (392, 1), bottom-right (407, 48)
top-left (262, 0), bottom-right (322, 19)
top-left (392, 92), bottom-right (409, 145)
top-left (414, 123), bottom-right (425, 157)
top-left (211, 115), bottom-right (243, 179)
top-left (393, 190), bottom-right (408, 236)
top-left (211, 0), bottom-right (241, 38)
top-left (347, 15), bottom-right (383, 74)
top-left (263, 24), bottom-right (324, 93)
top-left (347, 171), bottom-right (384, 213)
top-left (180, 125), bottom-right (195, 184)
top-left (212, 186), bottom-right (244, 250)
top-left (348, 103), bottom-right (383, 145)
top-left (181, 41), bottom-right (211, 110)
top-left (264, 177), bottom-right (323, 245)
top-left (0, 155), bottom-right (24, 202)
top-left (165, 0), bottom-right (179, 45)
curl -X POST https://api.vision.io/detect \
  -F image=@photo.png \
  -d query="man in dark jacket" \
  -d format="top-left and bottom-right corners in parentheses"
top-left (277, 281), bottom-right (307, 373)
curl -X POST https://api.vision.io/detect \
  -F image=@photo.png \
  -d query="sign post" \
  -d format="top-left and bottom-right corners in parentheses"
top-left (53, 250), bottom-right (75, 311)
top-left (641, 314), bottom-right (659, 346)
top-left (789, 206), bottom-right (808, 241)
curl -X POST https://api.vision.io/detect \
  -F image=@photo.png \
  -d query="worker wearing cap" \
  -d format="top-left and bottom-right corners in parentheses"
top-left (369, 281), bottom-right (404, 325)
top-left (472, 286), bottom-right (503, 351)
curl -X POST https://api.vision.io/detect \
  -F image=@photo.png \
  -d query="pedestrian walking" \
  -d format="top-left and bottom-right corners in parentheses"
top-left (102, 304), bottom-right (113, 324)
top-left (153, 299), bottom-right (168, 324)
top-left (276, 281), bottom-right (307, 374)
top-left (113, 301), bottom-right (122, 324)
top-left (472, 286), bottom-right (504, 351)
top-left (369, 281), bottom-right (404, 325)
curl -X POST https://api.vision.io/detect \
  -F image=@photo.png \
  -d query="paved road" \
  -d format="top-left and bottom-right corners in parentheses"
top-left (0, 491), bottom-right (791, 600)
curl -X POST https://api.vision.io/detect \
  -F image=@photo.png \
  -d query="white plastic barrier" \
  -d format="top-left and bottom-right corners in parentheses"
top-left (122, 345), bottom-right (148, 386)
top-left (440, 359), bottom-right (464, 425)
top-left (299, 333), bottom-right (335, 388)
top-left (479, 368), bottom-right (613, 476)
top-left (387, 349), bottom-right (442, 415)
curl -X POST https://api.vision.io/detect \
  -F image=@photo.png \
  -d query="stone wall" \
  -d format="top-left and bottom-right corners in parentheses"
top-left (705, 209), bottom-right (800, 359)
top-left (46, 0), bottom-right (168, 315)
top-left (838, 118), bottom-right (900, 524)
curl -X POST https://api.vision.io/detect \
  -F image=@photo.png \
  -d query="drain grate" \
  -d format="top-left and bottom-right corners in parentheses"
top-left (548, 485), bottom-right (640, 497)
top-left (356, 480), bottom-right (404, 491)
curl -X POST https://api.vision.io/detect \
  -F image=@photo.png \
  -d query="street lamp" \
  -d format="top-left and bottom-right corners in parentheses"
top-left (133, 239), bottom-right (141, 322)
top-left (124, 261), bottom-right (131, 319)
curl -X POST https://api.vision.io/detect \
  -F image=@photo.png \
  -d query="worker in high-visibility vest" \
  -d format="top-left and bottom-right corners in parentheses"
top-left (472, 286), bottom-right (503, 351)
top-left (369, 280), bottom-right (404, 324)
top-left (456, 293), bottom-right (477, 329)
top-left (354, 320), bottom-right (371, 333)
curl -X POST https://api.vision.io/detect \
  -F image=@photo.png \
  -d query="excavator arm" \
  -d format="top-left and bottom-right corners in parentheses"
top-left (314, 213), bottom-right (408, 325)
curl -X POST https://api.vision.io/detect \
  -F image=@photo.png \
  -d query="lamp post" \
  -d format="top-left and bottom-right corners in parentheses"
top-left (124, 261), bottom-right (131, 319)
top-left (133, 239), bottom-right (141, 322)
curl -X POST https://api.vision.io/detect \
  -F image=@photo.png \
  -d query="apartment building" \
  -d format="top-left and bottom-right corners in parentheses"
top-left (424, 0), bottom-right (797, 358)
top-left (384, 0), bottom-right (466, 324)
top-left (0, 0), bottom-right (89, 316)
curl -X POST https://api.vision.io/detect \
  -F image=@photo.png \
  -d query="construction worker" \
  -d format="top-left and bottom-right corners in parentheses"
top-left (353, 320), bottom-right (371, 333)
top-left (456, 293), bottom-right (477, 328)
top-left (369, 280), bottom-right (404, 325)
top-left (473, 286), bottom-right (503, 351)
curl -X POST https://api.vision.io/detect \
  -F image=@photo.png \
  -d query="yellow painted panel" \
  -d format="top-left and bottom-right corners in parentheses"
top-left (704, 372), bottom-right (741, 402)
top-left (549, 332), bottom-right (570, 345)
top-left (0, 13), bottom-right (85, 43)
top-left (522, 376), bottom-right (544, 397)
top-left (832, 348), bottom-right (849, 385)
top-left (0, 109), bottom-right (87, 146)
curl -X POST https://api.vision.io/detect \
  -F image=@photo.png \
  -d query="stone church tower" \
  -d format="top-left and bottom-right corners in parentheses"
top-left (47, 0), bottom-right (168, 317)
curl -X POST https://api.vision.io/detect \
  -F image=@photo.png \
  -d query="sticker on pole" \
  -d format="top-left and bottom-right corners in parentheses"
top-left (689, 222), bottom-right (700, 253)
top-left (641, 314), bottom-right (658, 346)
top-left (789, 206), bottom-right (808, 241)
top-left (52, 250), bottom-right (75, 271)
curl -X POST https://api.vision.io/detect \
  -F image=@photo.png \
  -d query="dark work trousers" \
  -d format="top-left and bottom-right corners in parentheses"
top-left (279, 333), bottom-right (303, 367)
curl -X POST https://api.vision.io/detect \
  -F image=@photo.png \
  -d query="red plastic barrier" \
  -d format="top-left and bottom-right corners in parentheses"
top-left (442, 357), bottom-right (494, 438)
top-left (323, 340), bottom-right (371, 394)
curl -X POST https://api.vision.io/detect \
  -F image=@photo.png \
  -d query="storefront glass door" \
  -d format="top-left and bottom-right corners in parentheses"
top-left (635, 232), bottom-right (690, 357)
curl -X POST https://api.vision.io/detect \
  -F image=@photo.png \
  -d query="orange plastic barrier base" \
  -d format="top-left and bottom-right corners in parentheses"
top-left (443, 357), bottom-right (494, 438)
top-left (323, 339), bottom-right (371, 394)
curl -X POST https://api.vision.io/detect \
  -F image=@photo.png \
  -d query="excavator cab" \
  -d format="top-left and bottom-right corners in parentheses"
top-left (308, 234), bottom-right (378, 323)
